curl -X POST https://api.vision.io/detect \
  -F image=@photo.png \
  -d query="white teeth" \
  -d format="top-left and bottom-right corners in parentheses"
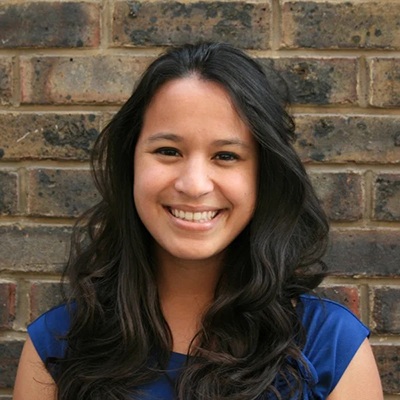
top-left (170, 208), bottom-right (218, 222)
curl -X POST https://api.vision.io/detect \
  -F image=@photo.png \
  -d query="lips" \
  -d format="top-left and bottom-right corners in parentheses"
top-left (168, 207), bottom-right (219, 223)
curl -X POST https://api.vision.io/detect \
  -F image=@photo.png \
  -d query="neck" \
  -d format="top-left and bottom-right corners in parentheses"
top-left (156, 249), bottom-right (224, 302)
top-left (155, 248), bottom-right (225, 354)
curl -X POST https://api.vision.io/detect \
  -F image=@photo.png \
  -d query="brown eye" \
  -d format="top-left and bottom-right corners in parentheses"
top-left (155, 147), bottom-right (181, 157)
top-left (214, 152), bottom-right (239, 161)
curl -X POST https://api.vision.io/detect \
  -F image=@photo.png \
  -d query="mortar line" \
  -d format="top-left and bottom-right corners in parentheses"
top-left (270, 0), bottom-right (282, 53)
top-left (357, 56), bottom-right (369, 108)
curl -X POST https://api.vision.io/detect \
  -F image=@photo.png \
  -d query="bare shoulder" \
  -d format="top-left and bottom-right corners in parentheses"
top-left (327, 338), bottom-right (383, 400)
top-left (13, 337), bottom-right (56, 400)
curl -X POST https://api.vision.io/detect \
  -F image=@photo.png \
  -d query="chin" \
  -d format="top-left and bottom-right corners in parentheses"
top-left (159, 244), bottom-right (224, 264)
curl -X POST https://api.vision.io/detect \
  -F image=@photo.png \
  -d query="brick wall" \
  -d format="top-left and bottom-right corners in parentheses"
top-left (0, 0), bottom-right (399, 398)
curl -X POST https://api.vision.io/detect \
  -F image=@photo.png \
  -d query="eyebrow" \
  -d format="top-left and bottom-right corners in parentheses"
top-left (146, 133), bottom-right (250, 148)
top-left (212, 139), bottom-right (250, 149)
top-left (146, 133), bottom-right (183, 143)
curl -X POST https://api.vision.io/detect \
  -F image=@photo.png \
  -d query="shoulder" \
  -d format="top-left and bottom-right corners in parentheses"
top-left (298, 294), bottom-right (370, 397)
top-left (28, 303), bottom-right (74, 363)
top-left (298, 294), bottom-right (369, 335)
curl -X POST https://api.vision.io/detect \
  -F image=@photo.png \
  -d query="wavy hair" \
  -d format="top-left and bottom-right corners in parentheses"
top-left (55, 42), bottom-right (329, 399)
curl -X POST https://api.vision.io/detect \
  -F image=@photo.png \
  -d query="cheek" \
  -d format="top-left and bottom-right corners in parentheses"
top-left (133, 162), bottom-right (171, 207)
top-left (236, 170), bottom-right (258, 204)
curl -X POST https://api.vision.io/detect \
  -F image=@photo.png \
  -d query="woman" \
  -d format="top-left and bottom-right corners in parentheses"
top-left (14, 42), bottom-right (383, 399)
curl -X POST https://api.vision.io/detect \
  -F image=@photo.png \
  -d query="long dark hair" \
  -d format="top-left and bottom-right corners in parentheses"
top-left (55, 42), bottom-right (329, 399)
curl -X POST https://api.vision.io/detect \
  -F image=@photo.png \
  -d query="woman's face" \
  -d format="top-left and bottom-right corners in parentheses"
top-left (133, 77), bottom-right (258, 266)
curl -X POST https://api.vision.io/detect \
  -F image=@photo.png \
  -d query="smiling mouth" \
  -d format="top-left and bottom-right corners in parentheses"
top-left (168, 207), bottom-right (219, 223)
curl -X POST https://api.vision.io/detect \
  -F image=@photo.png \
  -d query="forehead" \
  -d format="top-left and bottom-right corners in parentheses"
top-left (147, 77), bottom-right (236, 111)
top-left (140, 77), bottom-right (253, 143)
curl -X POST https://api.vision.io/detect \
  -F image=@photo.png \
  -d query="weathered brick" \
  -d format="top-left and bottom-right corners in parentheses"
top-left (370, 286), bottom-right (400, 334)
top-left (27, 169), bottom-right (99, 218)
top-left (0, 340), bottom-right (24, 389)
top-left (282, 1), bottom-right (400, 50)
top-left (0, 282), bottom-right (16, 330)
top-left (0, 225), bottom-right (71, 273)
top-left (373, 174), bottom-right (400, 221)
top-left (0, 2), bottom-right (99, 49)
top-left (0, 171), bottom-right (18, 215)
top-left (315, 285), bottom-right (361, 317)
top-left (20, 56), bottom-right (152, 105)
top-left (260, 58), bottom-right (357, 105)
top-left (309, 173), bottom-right (363, 221)
top-left (0, 58), bottom-right (12, 105)
top-left (0, 113), bottom-right (100, 161)
top-left (372, 345), bottom-right (400, 394)
top-left (294, 114), bottom-right (400, 164)
top-left (30, 281), bottom-right (63, 321)
top-left (325, 230), bottom-right (400, 277)
top-left (112, 1), bottom-right (271, 49)
top-left (368, 58), bottom-right (400, 107)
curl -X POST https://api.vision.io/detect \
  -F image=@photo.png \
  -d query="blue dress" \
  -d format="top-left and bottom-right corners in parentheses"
top-left (28, 295), bottom-right (369, 399)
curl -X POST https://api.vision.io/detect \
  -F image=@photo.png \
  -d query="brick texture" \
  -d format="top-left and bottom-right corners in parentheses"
top-left (0, 225), bottom-right (71, 273)
top-left (112, 1), bottom-right (271, 49)
top-left (370, 286), bottom-right (400, 334)
top-left (373, 174), bottom-right (400, 221)
top-left (0, 340), bottom-right (24, 389)
top-left (260, 58), bottom-right (358, 105)
top-left (0, 171), bottom-right (18, 215)
top-left (325, 230), bottom-right (400, 277)
top-left (0, 282), bottom-right (16, 330)
top-left (27, 168), bottom-right (99, 217)
top-left (20, 56), bottom-right (152, 105)
top-left (0, 113), bottom-right (100, 161)
top-left (0, 58), bottom-right (13, 105)
top-left (282, 1), bottom-right (400, 50)
top-left (368, 58), bottom-right (400, 107)
top-left (294, 115), bottom-right (400, 164)
top-left (0, 2), bottom-right (100, 49)
top-left (373, 345), bottom-right (400, 394)
top-left (310, 173), bottom-right (363, 221)
top-left (29, 281), bottom-right (64, 321)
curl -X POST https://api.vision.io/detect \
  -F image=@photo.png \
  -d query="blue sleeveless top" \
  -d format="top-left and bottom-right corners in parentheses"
top-left (28, 295), bottom-right (369, 399)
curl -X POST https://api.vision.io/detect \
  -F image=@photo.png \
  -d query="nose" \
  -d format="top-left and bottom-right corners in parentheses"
top-left (174, 157), bottom-right (214, 198)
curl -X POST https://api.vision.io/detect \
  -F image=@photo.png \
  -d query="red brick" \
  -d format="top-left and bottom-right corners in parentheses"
top-left (294, 114), bottom-right (400, 164)
top-left (309, 173), bottom-right (363, 221)
top-left (368, 58), bottom-right (400, 108)
top-left (0, 340), bottom-right (24, 389)
top-left (315, 285), bottom-right (361, 317)
top-left (373, 174), bottom-right (400, 221)
top-left (29, 281), bottom-right (63, 321)
top-left (259, 58), bottom-right (357, 105)
top-left (282, 1), bottom-right (400, 50)
top-left (0, 58), bottom-right (13, 105)
top-left (0, 225), bottom-right (71, 273)
top-left (370, 286), bottom-right (400, 334)
top-left (0, 171), bottom-right (18, 215)
top-left (27, 168), bottom-right (99, 218)
top-left (325, 230), bottom-right (400, 277)
top-left (372, 345), bottom-right (400, 394)
top-left (0, 2), bottom-right (100, 49)
top-left (0, 113), bottom-right (100, 161)
top-left (0, 282), bottom-right (16, 330)
top-left (112, 1), bottom-right (271, 49)
top-left (20, 56), bottom-right (152, 105)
